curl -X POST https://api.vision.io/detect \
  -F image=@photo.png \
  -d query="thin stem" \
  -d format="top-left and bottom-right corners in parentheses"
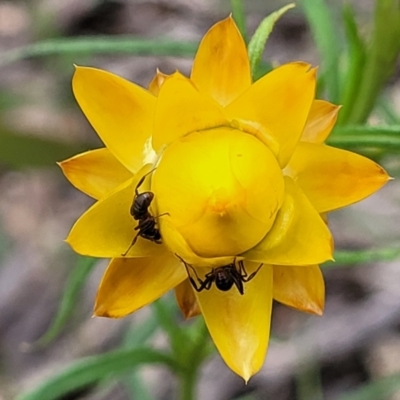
top-left (178, 320), bottom-right (211, 400)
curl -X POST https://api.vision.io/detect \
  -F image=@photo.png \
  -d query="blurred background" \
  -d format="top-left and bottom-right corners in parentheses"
top-left (1, 0), bottom-right (400, 399)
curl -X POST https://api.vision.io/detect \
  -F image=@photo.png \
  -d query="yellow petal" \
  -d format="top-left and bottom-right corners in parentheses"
top-left (273, 264), bottom-right (325, 315)
top-left (66, 165), bottom-right (167, 258)
top-left (244, 177), bottom-right (333, 265)
top-left (152, 72), bottom-right (228, 151)
top-left (191, 16), bottom-right (251, 106)
top-left (195, 262), bottom-right (273, 381)
top-left (152, 127), bottom-right (285, 257)
top-left (225, 62), bottom-right (316, 167)
top-left (72, 66), bottom-right (156, 172)
top-left (301, 100), bottom-right (341, 143)
top-left (160, 218), bottom-right (236, 268)
top-left (285, 142), bottom-right (390, 213)
top-left (94, 254), bottom-right (186, 318)
top-left (58, 148), bottom-right (132, 200)
top-left (174, 279), bottom-right (201, 319)
top-left (148, 69), bottom-right (168, 96)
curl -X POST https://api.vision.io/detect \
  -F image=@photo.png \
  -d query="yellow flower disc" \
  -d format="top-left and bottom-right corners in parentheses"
top-left (152, 127), bottom-right (285, 258)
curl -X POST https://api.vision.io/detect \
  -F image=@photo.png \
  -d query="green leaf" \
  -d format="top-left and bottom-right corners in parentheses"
top-left (32, 256), bottom-right (97, 347)
top-left (16, 348), bottom-right (179, 400)
top-left (248, 3), bottom-right (295, 78)
top-left (0, 128), bottom-right (85, 168)
top-left (123, 314), bottom-right (159, 349)
top-left (328, 125), bottom-right (400, 153)
top-left (0, 37), bottom-right (198, 67)
top-left (231, 0), bottom-right (248, 43)
top-left (346, 0), bottom-right (400, 123)
top-left (337, 4), bottom-right (367, 124)
top-left (332, 125), bottom-right (400, 136)
top-left (300, 0), bottom-right (341, 102)
top-left (337, 372), bottom-right (400, 400)
top-left (323, 246), bottom-right (400, 268)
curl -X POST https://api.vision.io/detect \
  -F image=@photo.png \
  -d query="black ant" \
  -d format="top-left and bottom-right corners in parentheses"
top-left (176, 255), bottom-right (263, 295)
top-left (122, 169), bottom-right (167, 256)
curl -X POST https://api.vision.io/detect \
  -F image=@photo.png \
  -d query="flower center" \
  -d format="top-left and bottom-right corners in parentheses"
top-left (152, 127), bottom-right (285, 258)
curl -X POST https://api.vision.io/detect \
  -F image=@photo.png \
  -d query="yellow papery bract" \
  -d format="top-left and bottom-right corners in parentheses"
top-left (152, 72), bottom-right (228, 151)
top-left (286, 142), bottom-right (390, 213)
top-left (195, 262), bottom-right (273, 381)
top-left (273, 264), bottom-right (325, 315)
top-left (243, 177), bottom-right (333, 265)
top-left (94, 254), bottom-right (186, 318)
top-left (148, 69), bottom-right (168, 96)
top-left (59, 148), bottom-right (132, 200)
top-left (302, 100), bottom-right (341, 143)
top-left (72, 66), bottom-right (156, 173)
top-left (225, 62), bottom-right (316, 167)
top-left (191, 16), bottom-right (251, 106)
top-left (174, 279), bottom-right (202, 319)
top-left (153, 127), bottom-right (285, 258)
top-left (67, 165), bottom-right (167, 258)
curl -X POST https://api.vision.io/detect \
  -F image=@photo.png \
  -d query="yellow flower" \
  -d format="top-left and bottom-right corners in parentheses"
top-left (60, 17), bottom-right (389, 380)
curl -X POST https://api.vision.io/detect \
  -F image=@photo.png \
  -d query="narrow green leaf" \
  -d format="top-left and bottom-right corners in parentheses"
top-left (248, 3), bottom-right (295, 78)
top-left (347, 0), bottom-right (400, 123)
top-left (123, 314), bottom-right (159, 349)
top-left (231, 0), bottom-right (248, 43)
top-left (323, 247), bottom-right (400, 268)
top-left (337, 372), bottom-right (400, 400)
top-left (34, 257), bottom-right (98, 347)
top-left (123, 371), bottom-right (156, 400)
top-left (328, 125), bottom-right (400, 153)
top-left (0, 37), bottom-right (198, 68)
top-left (0, 128), bottom-right (85, 168)
top-left (300, 0), bottom-right (341, 102)
top-left (16, 348), bottom-right (179, 400)
top-left (337, 4), bottom-right (367, 124)
top-left (332, 125), bottom-right (400, 136)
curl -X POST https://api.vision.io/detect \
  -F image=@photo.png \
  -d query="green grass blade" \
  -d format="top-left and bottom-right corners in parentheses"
top-left (33, 257), bottom-right (98, 347)
top-left (16, 348), bottom-right (179, 400)
top-left (231, 0), bottom-right (248, 42)
top-left (347, 0), bottom-right (400, 123)
top-left (328, 125), bottom-right (400, 153)
top-left (323, 247), bottom-right (400, 268)
top-left (300, 0), bottom-right (341, 102)
top-left (248, 3), bottom-right (295, 78)
top-left (337, 372), bottom-right (400, 400)
top-left (0, 37), bottom-right (198, 68)
top-left (0, 128), bottom-right (85, 168)
top-left (337, 4), bottom-right (367, 124)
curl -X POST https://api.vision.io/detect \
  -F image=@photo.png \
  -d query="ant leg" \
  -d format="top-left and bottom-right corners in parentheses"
top-left (183, 262), bottom-right (206, 292)
top-left (176, 254), bottom-right (213, 292)
top-left (121, 232), bottom-right (140, 256)
top-left (237, 260), bottom-right (248, 277)
top-left (242, 263), bottom-right (263, 282)
top-left (154, 212), bottom-right (170, 220)
top-left (135, 168), bottom-right (157, 195)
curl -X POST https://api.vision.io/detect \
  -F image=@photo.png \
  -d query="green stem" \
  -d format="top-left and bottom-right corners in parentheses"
top-left (179, 368), bottom-right (197, 400)
top-left (178, 320), bottom-right (210, 400)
